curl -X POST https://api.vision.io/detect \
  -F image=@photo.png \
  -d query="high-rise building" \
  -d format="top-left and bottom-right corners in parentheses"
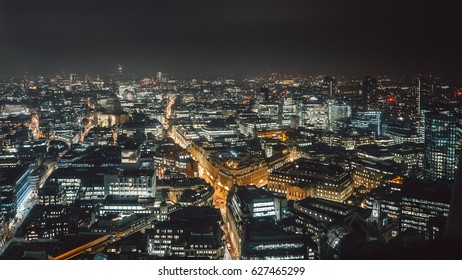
top-left (279, 96), bottom-right (297, 127)
top-left (255, 102), bottom-right (279, 121)
top-left (328, 102), bottom-right (351, 131)
top-left (0, 166), bottom-right (31, 218)
top-left (297, 97), bottom-right (329, 130)
top-left (322, 76), bottom-right (337, 97)
top-left (419, 109), bottom-right (431, 141)
top-left (147, 206), bottom-right (224, 259)
top-left (363, 76), bottom-right (378, 110)
top-left (412, 76), bottom-right (432, 121)
top-left (351, 111), bottom-right (382, 136)
top-left (400, 179), bottom-right (451, 235)
top-left (456, 114), bottom-right (462, 157)
top-left (226, 186), bottom-right (311, 260)
top-left (424, 112), bottom-right (458, 181)
top-left (156, 71), bottom-right (162, 83)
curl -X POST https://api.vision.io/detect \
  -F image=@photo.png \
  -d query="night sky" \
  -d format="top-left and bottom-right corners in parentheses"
top-left (0, 0), bottom-right (461, 76)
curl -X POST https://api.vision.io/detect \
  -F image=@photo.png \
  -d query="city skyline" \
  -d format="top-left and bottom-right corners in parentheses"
top-left (1, 73), bottom-right (461, 259)
top-left (1, 1), bottom-right (462, 262)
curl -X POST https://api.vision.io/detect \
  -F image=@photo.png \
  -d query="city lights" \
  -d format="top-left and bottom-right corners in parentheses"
top-left (0, 1), bottom-right (461, 268)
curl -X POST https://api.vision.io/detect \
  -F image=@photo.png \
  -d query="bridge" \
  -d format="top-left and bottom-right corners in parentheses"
top-left (53, 213), bottom-right (159, 260)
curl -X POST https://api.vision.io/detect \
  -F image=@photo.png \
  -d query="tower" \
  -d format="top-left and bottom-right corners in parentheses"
top-left (424, 112), bottom-right (458, 181)
top-left (328, 102), bottom-right (351, 131)
top-left (363, 76), bottom-right (377, 110)
top-left (413, 75), bottom-right (431, 136)
top-left (94, 94), bottom-right (100, 145)
top-left (156, 71), bottom-right (162, 83)
top-left (322, 76), bottom-right (337, 97)
top-left (29, 112), bottom-right (40, 140)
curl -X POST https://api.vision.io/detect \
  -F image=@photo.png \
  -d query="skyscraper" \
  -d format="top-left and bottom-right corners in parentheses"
top-left (419, 109), bottom-right (431, 142)
top-left (328, 102), bottom-right (351, 131)
top-left (156, 71), bottom-right (163, 83)
top-left (424, 112), bottom-right (458, 181)
top-left (352, 111), bottom-right (382, 136)
top-left (413, 75), bottom-right (432, 131)
top-left (363, 76), bottom-right (378, 110)
top-left (322, 76), bottom-right (337, 97)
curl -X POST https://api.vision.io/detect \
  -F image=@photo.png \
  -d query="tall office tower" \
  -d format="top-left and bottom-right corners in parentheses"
top-left (328, 102), bottom-right (351, 131)
top-left (419, 109), bottom-right (431, 142)
top-left (424, 112), bottom-right (458, 181)
top-left (117, 64), bottom-right (123, 75)
top-left (352, 111), bottom-right (382, 136)
top-left (279, 95), bottom-right (297, 127)
top-left (412, 76), bottom-right (432, 129)
top-left (322, 76), bottom-right (337, 97)
top-left (363, 76), bottom-right (378, 110)
top-left (457, 116), bottom-right (462, 158)
top-left (156, 71), bottom-right (162, 82)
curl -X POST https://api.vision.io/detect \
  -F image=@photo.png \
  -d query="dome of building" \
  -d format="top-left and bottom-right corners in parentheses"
top-left (104, 94), bottom-right (122, 113)
top-left (122, 90), bottom-right (136, 101)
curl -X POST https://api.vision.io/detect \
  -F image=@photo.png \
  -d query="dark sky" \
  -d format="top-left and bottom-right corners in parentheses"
top-left (0, 0), bottom-right (461, 76)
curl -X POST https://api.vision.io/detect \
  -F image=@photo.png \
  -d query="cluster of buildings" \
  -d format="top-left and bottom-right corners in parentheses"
top-left (0, 72), bottom-right (461, 259)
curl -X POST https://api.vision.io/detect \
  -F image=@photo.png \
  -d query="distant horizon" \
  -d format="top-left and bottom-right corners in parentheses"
top-left (2, 70), bottom-right (462, 80)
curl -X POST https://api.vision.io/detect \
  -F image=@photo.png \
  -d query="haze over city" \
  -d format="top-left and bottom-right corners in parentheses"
top-left (1, 0), bottom-right (461, 75)
top-left (1, 0), bottom-right (462, 262)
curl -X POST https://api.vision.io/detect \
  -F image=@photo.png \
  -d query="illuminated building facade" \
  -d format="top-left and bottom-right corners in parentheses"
top-left (153, 143), bottom-right (198, 178)
top-left (103, 170), bottom-right (156, 198)
top-left (424, 112), bottom-right (458, 181)
top-left (400, 179), bottom-right (451, 236)
top-left (98, 195), bottom-right (154, 216)
top-left (383, 121), bottom-right (420, 144)
top-left (188, 143), bottom-right (270, 192)
top-left (292, 198), bottom-right (354, 242)
top-left (147, 206), bottom-right (224, 259)
top-left (22, 205), bottom-right (70, 240)
top-left (255, 102), bottom-right (280, 121)
top-left (351, 111), bottom-right (381, 136)
top-left (0, 166), bottom-right (32, 218)
top-left (268, 159), bottom-right (353, 203)
top-left (391, 143), bottom-right (424, 174)
top-left (96, 95), bottom-right (129, 128)
top-left (365, 181), bottom-right (402, 236)
top-left (279, 96), bottom-right (298, 127)
top-left (328, 103), bottom-right (351, 131)
top-left (350, 159), bottom-right (396, 191)
top-left (240, 219), bottom-right (310, 260)
top-left (226, 186), bottom-right (277, 256)
top-left (226, 186), bottom-right (311, 259)
top-left (363, 76), bottom-right (378, 110)
top-left (298, 97), bottom-right (329, 130)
